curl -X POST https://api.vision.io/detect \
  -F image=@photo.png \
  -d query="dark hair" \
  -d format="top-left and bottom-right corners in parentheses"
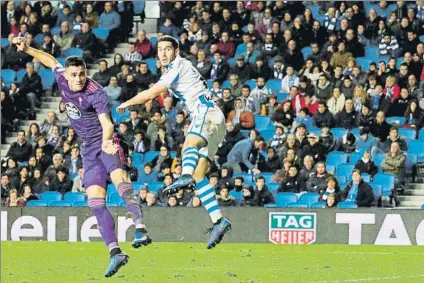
top-left (256, 176), bottom-right (265, 181)
top-left (255, 136), bottom-right (265, 143)
top-left (242, 84), bottom-right (251, 91)
top-left (144, 163), bottom-right (152, 168)
top-left (128, 41), bottom-right (136, 46)
top-left (56, 166), bottom-right (67, 174)
top-left (65, 56), bottom-right (86, 69)
top-left (158, 35), bottom-right (179, 49)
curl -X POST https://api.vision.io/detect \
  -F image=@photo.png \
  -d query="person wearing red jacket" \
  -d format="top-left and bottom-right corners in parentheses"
top-left (383, 75), bottom-right (400, 102)
top-left (421, 65), bottom-right (424, 86)
top-left (135, 30), bottom-right (153, 58)
top-left (289, 86), bottom-right (305, 115)
top-left (217, 32), bottom-right (235, 59)
top-left (304, 93), bottom-right (319, 115)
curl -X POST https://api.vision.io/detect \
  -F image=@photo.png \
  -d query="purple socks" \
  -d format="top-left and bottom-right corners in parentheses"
top-left (117, 182), bottom-right (145, 229)
top-left (88, 198), bottom-right (119, 251)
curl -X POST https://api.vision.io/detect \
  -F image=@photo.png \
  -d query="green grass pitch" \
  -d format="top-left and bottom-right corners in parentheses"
top-left (2, 242), bottom-right (424, 283)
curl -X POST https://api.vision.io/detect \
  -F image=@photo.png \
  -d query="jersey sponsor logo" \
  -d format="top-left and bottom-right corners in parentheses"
top-left (65, 102), bottom-right (82, 120)
top-left (269, 212), bottom-right (317, 245)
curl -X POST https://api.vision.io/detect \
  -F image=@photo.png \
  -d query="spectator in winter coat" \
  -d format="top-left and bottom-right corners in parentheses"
top-left (302, 133), bottom-right (326, 162)
top-left (327, 87), bottom-right (346, 116)
top-left (319, 175), bottom-right (341, 202)
top-left (137, 163), bottom-right (158, 183)
top-left (370, 111), bottom-right (391, 144)
top-left (278, 165), bottom-right (301, 193)
top-left (283, 40), bottom-right (304, 72)
top-left (159, 17), bottom-right (179, 38)
top-left (215, 122), bottom-right (245, 165)
top-left (227, 98), bottom-right (255, 130)
top-left (354, 150), bottom-right (378, 176)
top-left (135, 30), bottom-right (152, 58)
top-left (253, 176), bottom-right (275, 206)
top-left (55, 5), bottom-right (74, 27)
top-left (239, 185), bottom-right (256, 207)
top-left (314, 74), bottom-right (333, 100)
top-left (92, 60), bottom-right (112, 87)
top-left (217, 32), bottom-right (235, 59)
top-left (217, 186), bottom-right (236, 207)
top-left (330, 41), bottom-right (353, 68)
top-left (379, 34), bottom-right (400, 57)
top-left (226, 137), bottom-right (265, 174)
top-left (313, 101), bottom-right (335, 128)
top-left (335, 99), bottom-right (358, 130)
top-left (281, 66), bottom-right (299, 94)
top-left (71, 167), bottom-right (85, 193)
top-left (194, 50), bottom-right (211, 80)
top-left (388, 88), bottom-right (411, 117)
top-left (54, 21), bottom-right (73, 51)
top-left (98, 2), bottom-right (121, 49)
top-left (383, 76), bottom-right (400, 103)
top-left (335, 133), bottom-right (357, 154)
top-left (231, 56), bottom-right (250, 83)
top-left (357, 103), bottom-right (374, 128)
top-left (6, 130), bottom-right (33, 163)
top-left (342, 170), bottom-right (374, 207)
top-left (356, 127), bottom-right (376, 152)
top-left (71, 22), bottom-right (99, 59)
top-left (404, 100), bottom-right (424, 129)
top-left (249, 56), bottom-right (271, 81)
top-left (306, 162), bottom-right (328, 193)
top-left (251, 77), bottom-right (272, 105)
top-left (210, 52), bottom-right (229, 83)
top-left (319, 125), bottom-right (336, 154)
top-left (381, 142), bottom-right (406, 186)
top-left (49, 166), bottom-right (73, 194)
top-left (265, 147), bottom-right (282, 173)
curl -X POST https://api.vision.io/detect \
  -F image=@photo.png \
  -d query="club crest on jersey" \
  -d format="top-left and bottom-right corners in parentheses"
top-left (65, 102), bottom-right (81, 120)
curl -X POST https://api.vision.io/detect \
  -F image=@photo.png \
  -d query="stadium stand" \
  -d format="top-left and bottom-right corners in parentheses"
top-left (1, 0), bottom-right (424, 210)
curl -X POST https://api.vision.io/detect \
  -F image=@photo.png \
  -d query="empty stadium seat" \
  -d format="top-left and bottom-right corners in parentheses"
top-left (419, 128), bottom-right (424, 140)
top-left (268, 183), bottom-right (279, 194)
top-left (356, 57), bottom-right (373, 71)
top-left (33, 33), bottom-right (44, 46)
top-left (267, 59), bottom-right (274, 69)
top-left (72, 201), bottom-right (88, 207)
top-left (49, 201), bottom-right (72, 207)
top-left (51, 26), bottom-right (61, 36)
top-left (144, 58), bottom-right (157, 73)
top-left (307, 4), bottom-right (321, 18)
top-left (107, 184), bottom-right (118, 197)
top-left (144, 151), bottom-right (160, 163)
top-left (310, 202), bottom-right (326, 208)
top-left (405, 153), bottom-right (418, 176)
top-left (255, 115), bottom-right (271, 132)
top-left (420, 35), bottom-right (424, 43)
top-left (64, 47), bottom-right (84, 57)
top-left (365, 46), bottom-right (379, 58)
top-left (326, 152), bottom-right (348, 169)
top-left (257, 172), bottom-right (274, 184)
top-left (362, 174), bottom-right (371, 183)
top-left (227, 57), bottom-right (237, 67)
top-left (240, 130), bottom-right (250, 138)
top-left (396, 57), bottom-right (404, 69)
top-left (421, 204), bottom-right (424, 210)
top-left (149, 36), bottom-right (158, 47)
top-left (233, 173), bottom-right (254, 183)
top-left (245, 79), bottom-right (257, 90)
top-left (275, 193), bottom-right (298, 208)
top-left (265, 79), bottom-right (281, 94)
top-left (277, 93), bottom-right (288, 102)
top-left (331, 128), bottom-right (348, 140)
top-left (148, 182), bottom-right (164, 193)
top-left (301, 46), bottom-right (312, 60)
top-left (373, 173), bottom-right (395, 196)
top-left (308, 128), bottom-right (321, 136)
top-left (1, 69), bottom-right (15, 86)
top-left (408, 140), bottom-right (424, 160)
top-left (111, 104), bottom-right (130, 123)
top-left (229, 190), bottom-right (243, 200)
top-left (337, 164), bottom-right (355, 176)
top-left (222, 80), bottom-right (230, 88)
top-left (57, 57), bottom-right (66, 66)
top-left (287, 203), bottom-right (308, 208)
top-left (108, 193), bottom-right (121, 204)
top-left (133, 1), bottom-right (146, 14)
top-left (349, 151), bottom-right (363, 164)
top-left (326, 165), bottom-right (335, 174)
top-left (132, 153), bottom-right (144, 165)
top-left (337, 202), bottom-right (358, 209)
top-left (260, 129), bottom-right (274, 142)
top-left (386, 116), bottom-right (405, 125)
top-left (64, 192), bottom-right (86, 202)
top-left (373, 153), bottom-right (385, 167)
top-left (39, 69), bottom-right (55, 89)
top-left (16, 69), bottom-right (26, 83)
top-left (26, 200), bottom-right (48, 207)
top-left (92, 28), bottom-right (109, 41)
top-left (298, 192), bottom-right (319, 207)
top-left (107, 203), bottom-right (119, 207)
top-left (41, 192), bottom-right (63, 203)
top-left (398, 128), bottom-right (416, 141)
top-left (1, 38), bottom-right (9, 48)
top-left (369, 183), bottom-right (382, 201)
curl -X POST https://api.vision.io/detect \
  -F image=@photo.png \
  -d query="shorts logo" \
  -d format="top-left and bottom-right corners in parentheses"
top-left (269, 212), bottom-right (317, 245)
top-left (65, 102), bottom-right (82, 120)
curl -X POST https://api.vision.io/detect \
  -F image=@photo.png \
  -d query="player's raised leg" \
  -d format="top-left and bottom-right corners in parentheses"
top-left (86, 185), bottom-right (129, 277)
top-left (193, 158), bottom-right (231, 249)
top-left (110, 168), bottom-right (152, 248)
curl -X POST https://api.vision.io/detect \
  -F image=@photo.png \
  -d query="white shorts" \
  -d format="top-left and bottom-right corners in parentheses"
top-left (187, 103), bottom-right (226, 161)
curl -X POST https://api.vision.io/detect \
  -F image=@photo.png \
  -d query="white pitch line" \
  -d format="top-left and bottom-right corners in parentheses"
top-left (305, 275), bottom-right (424, 283)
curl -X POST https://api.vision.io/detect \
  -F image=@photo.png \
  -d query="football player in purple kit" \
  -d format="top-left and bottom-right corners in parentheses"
top-left (12, 37), bottom-right (151, 278)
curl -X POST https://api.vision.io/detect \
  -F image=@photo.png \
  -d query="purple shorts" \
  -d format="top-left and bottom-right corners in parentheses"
top-left (82, 144), bottom-right (125, 189)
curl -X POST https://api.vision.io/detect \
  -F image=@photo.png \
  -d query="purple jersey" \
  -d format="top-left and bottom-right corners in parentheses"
top-left (53, 66), bottom-right (109, 145)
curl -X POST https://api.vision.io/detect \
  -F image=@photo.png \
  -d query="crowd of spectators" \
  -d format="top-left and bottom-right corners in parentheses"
top-left (2, 1), bottom-right (424, 209)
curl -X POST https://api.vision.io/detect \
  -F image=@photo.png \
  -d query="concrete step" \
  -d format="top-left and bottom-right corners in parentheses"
top-left (21, 120), bottom-right (42, 126)
top-left (5, 137), bottom-right (16, 144)
top-left (405, 189), bottom-right (424, 196)
top-left (410, 183), bottom-right (424, 190)
top-left (1, 144), bottom-right (11, 150)
top-left (36, 108), bottom-right (57, 115)
top-left (398, 195), bottom-right (424, 203)
top-left (38, 101), bottom-right (59, 109)
top-left (399, 200), bottom-right (423, 207)
top-left (1, 149), bottom-right (8, 158)
top-left (88, 69), bottom-right (99, 77)
top-left (114, 47), bottom-right (128, 55)
top-left (41, 97), bottom-right (61, 102)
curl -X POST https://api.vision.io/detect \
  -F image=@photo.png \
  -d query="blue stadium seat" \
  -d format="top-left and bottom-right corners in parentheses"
top-left (41, 191), bottom-right (63, 203)
top-left (92, 28), bottom-right (109, 41)
top-left (1, 38), bottom-right (9, 48)
top-left (222, 79), bottom-right (230, 88)
top-left (64, 192), bottom-right (86, 202)
top-left (1, 69), bottom-right (15, 86)
top-left (133, 1), bottom-right (145, 15)
top-left (235, 43), bottom-right (246, 55)
top-left (64, 47), bottom-right (84, 57)
top-left (287, 203), bottom-right (308, 208)
top-left (108, 193), bottom-right (121, 204)
top-left (26, 200), bottom-right (48, 207)
top-left (275, 193), bottom-right (298, 208)
top-left (331, 128), bottom-right (348, 140)
top-left (233, 173), bottom-right (254, 183)
top-left (365, 46), bottom-right (379, 58)
top-left (257, 173), bottom-right (274, 184)
top-left (241, 25), bottom-right (248, 32)
top-left (277, 93), bottom-right (288, 102)
top-left (378, 56), bottom-right (390, 64)
top-left (57, 57), bottom-right (66, 66)
top-left (264, 204), bottom-right (277, 208)
top-left (206, 80), bottom-right (213, 89)
top-left (144, 151), bottom-right (159, 163)
top-left (310, 202), bottom-right (326, 208)
top-left (396, 57), bottom-right (404, 69)
top-left (245, 79), bottom-right (257, 90)
top-left (334, 175), bottom-right (347, 184)
top-left (144, 58), bottom-right (157, 73)
top-left (265, 79), bottom-right (281, 94)
top-left (356, 57), bottom-right (373, 71)
top-left (369, 183), bottom-right (382, 201)
top-left (39, 69), bottom-right (55, 89)
top-left (406, 153), bottom-right (418, 176)
top-left (132, 152), bottom-right (144, 163)
top-left (107, 184), bottom-right (118, 197)
top-left (362, 173), bottom-right (371, 183)
top-left (111, 104), bottom-right (130, 123)
top-left (299, 192), bottom-right (319, 207)
top-left (349, 151), bottom-right (363, 164)
top-left (337, 202), bottom-right (358, 209)
top-left (373, 153), bottom-right (385, 167)
top-left (227, 57), bottom-right (237, 67)
top-left (308, 128), bottom-right (322, 136)
top-left (419, 128), bottom-right (424, 140)
top-left (131, 182), bottom-right (144, 193)
top-left (255, 115), bottom-right (271, 132)
top-left (326, 152), bottom-right (348, 169)
top-left (16, 69), bottom-right (26, 83)
top-left (350, 128), bottom-right (361, 138)
top-left (51, 26), bottom-right (61, 36)
top-left (408, 140), bottom-right (424, 160)
top-left (386, 116), bottom-right (405, 125)
top-left (337, 164), bottom-right (355, 176)
top-left (307, 4), bottom-right (321, 18)
top-left (420, 35), bottom-right (424, 43)
top-left (49, 201), bottom-right (72, 207)
top-left (148, 182), bottom-right (164, 193)
top-left (149, 36), bottom-right (158, 47)
top-left (240, 130), bottom-right (250, 138)
top-left (230, 190), bottom-right (243, 200)
top-left (260, 129), bottom-right (274, 142)
top-left (267, 59), bottom-right (274, 69)
top-left (373, 173), bottom-right (395, 196)
top-left (268, 183), bottom-right (279, 194)
top-left (301, 46), bottom-right (312, 60)
top-left (72, 201), bottom-right (88, 207)
top-left (170, 151), bottom-right (176, 159)
top-left (33, 33), bottom-right (44, 46)
top-left (326, 165), bottom-right (335, 174)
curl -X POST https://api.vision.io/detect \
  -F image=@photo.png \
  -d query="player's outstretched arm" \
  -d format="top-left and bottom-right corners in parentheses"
top-left (12, 37), bottom-right (59, 69)
top-left (116, 83), bottom-right (167, 113)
